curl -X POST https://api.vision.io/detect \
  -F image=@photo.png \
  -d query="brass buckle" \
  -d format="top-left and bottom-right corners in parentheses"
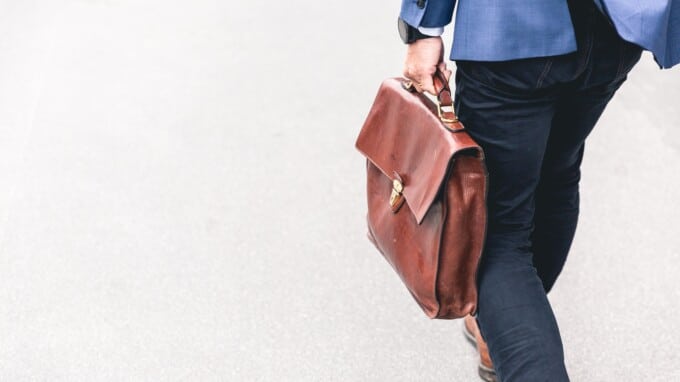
top-left (402, 80), bottom-right (416, 92)
top-left (389, 179), bottom-right (405, 212)
top-left (437, 102), bottom-right (458, 123)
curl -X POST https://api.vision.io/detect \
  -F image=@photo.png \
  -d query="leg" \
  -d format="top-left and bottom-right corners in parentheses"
top-left (531, 95), bottom-right (609, 293)
top-left (530, 17), bottom-right (644, 293)
top-left (453, 2), bottom-right (643, 381)
top-left (454, 56), bottom-right (569, 381)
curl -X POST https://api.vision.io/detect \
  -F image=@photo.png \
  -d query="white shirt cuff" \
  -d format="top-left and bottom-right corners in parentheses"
top-left (417, 26), bottom-right (444, 37)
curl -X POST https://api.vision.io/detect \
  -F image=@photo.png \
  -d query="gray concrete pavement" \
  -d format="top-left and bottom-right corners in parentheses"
top-left (0, 1), bottom-right (679, 380)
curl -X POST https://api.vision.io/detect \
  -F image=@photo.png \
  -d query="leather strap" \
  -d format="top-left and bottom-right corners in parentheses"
top-left (433, 70), bottom-right (463, 131)
top-left (401, 70), bottom-right (463, 132)
top-left (433, 70), bottom-right (452, 107)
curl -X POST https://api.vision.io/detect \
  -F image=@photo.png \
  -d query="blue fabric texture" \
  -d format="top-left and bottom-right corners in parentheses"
top-left (596, 0), bottom-right (679, 68)
top-left (400, 0), bottom-right (679, 68)
top-left (451, 3), bottom-right (643, 378)
top-left (399, 0), bottom-right (428, 29)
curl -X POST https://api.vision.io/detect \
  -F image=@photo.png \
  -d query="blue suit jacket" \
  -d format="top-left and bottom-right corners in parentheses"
top-left (400, 0), bottom-right (679, 68)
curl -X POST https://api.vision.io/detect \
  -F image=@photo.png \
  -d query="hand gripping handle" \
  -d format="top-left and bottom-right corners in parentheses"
top-left (402, 70), bottom-right (463, 130)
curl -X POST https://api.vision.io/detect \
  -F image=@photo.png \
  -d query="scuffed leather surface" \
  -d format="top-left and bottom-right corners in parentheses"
top-left (356, 78), bottom-right (477, 224)
top-left (356, 78), bottom-right (488, 319)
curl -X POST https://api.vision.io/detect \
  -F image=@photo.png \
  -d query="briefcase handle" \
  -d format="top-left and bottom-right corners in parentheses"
top-left (432, 70), bottom-right (459, 125)
top-left (402, 70), bottom-right (463, 131)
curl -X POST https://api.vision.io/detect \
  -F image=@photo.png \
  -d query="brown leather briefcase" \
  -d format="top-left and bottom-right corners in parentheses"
top-left (355, 73), bottom-right (488, 319)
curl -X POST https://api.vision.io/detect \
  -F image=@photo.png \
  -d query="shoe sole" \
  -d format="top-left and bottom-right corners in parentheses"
top-left (478, 365), bottom-right (498, 382)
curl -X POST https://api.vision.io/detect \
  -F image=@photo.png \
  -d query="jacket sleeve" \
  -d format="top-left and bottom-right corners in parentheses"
top-left (400, 0), bottom-right (457, 28)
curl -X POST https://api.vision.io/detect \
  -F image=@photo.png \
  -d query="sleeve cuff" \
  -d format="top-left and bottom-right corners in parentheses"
top-left (400, 0), bottom-right (455, 29)
top-left (418, 26), bottom-right (444, 36)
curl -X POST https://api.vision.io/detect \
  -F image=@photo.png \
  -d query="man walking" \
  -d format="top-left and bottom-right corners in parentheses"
top-left (398, 0), bottom-right (679, 380)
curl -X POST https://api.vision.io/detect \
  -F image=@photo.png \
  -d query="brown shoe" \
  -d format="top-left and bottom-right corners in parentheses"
top-left (463, 315), bottom-right (497, 382)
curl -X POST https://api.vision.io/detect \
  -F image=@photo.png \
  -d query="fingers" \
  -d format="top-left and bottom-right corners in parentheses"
top-left (403, 37), bottom-right (446, 95)
top-left (403, 67), bottom-right (437, 94)
top-left (403, 66), bottom-right (448, 95)
top-left (418, 74), bottom-right (436, 95)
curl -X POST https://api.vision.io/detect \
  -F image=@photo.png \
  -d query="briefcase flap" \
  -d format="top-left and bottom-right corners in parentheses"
top-left (355, 78), bottom-right (482, 224)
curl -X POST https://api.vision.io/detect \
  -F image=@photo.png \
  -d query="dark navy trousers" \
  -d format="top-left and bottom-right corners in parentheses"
top-left (453, 1), bottom-right (643, 380)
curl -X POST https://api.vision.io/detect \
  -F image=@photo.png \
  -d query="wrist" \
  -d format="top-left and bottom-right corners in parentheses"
top-left (398, 18), bottom-right (441, 44)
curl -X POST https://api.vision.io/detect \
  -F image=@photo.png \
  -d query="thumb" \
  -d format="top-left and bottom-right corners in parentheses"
top-left (437, 62), bottom-right (453, 82)
top-left (419, 74), bottom-right (436, 95)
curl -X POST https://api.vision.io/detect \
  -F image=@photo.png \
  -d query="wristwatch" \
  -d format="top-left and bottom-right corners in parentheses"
top-left (398, 18), bottom-right (433, 44)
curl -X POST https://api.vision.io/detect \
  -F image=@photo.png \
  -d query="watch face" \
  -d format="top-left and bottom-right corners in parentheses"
top-left (398, 18), bottom-right (410, 43)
